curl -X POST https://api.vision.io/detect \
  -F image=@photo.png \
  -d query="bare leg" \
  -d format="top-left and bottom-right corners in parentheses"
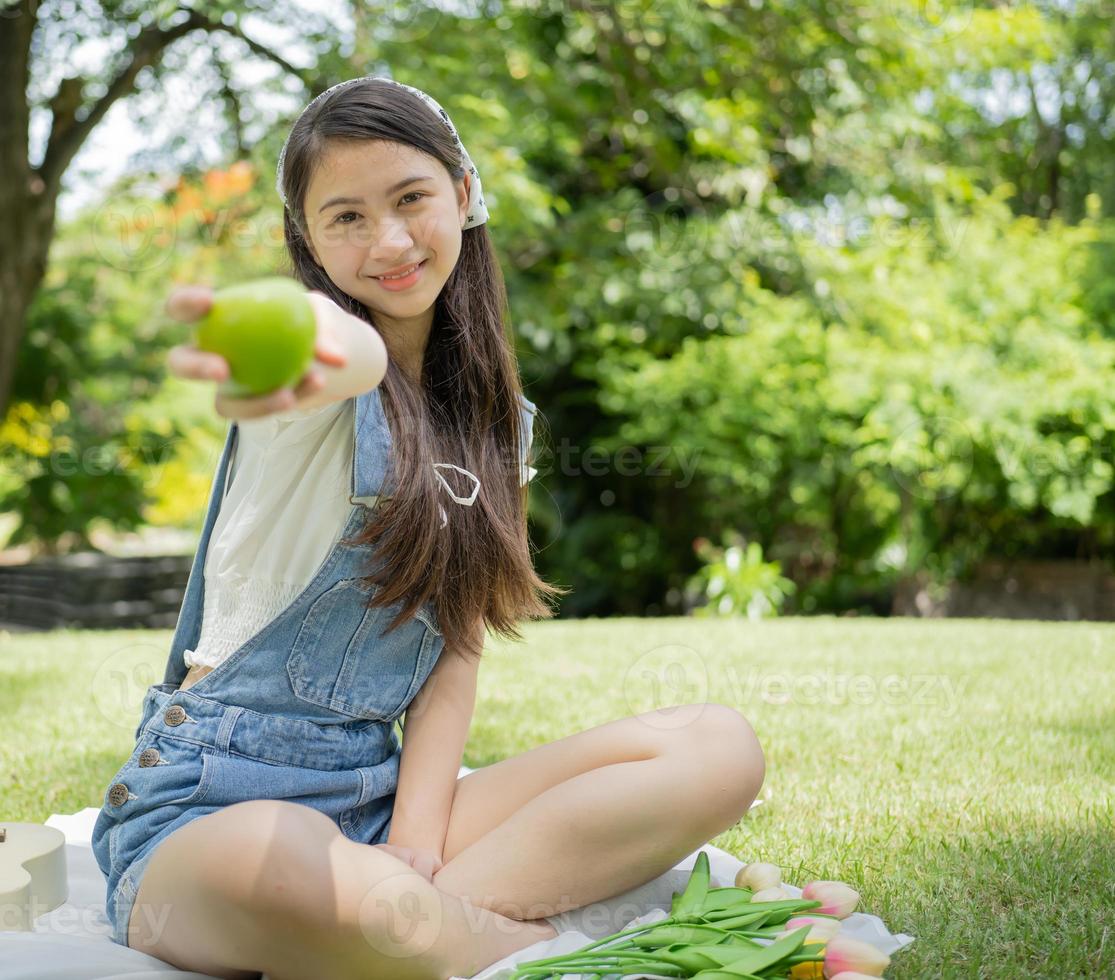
top-left (431, 727), bottom-right (762, 923)
top-left (296, 828), bottom-right (560, 980)
top-left (127, 800), bottom-right (556, 980)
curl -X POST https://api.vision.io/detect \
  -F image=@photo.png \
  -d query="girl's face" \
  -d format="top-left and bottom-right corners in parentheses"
top-left (303, 139), bottom-right (471, 372)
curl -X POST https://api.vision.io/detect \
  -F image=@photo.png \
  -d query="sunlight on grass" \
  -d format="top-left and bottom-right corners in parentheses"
top-left (1, 616), bottom-right (1112, 976)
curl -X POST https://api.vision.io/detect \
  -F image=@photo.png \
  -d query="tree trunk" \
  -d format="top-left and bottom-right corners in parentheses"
top-left (0, 216), bottom-right (52, 414)
top-left (0, 191), bottom-right (55, 414)
top-left (0, 0), bottom-right (48, 416)
top-left (0, 0), bottom-right (314, 418)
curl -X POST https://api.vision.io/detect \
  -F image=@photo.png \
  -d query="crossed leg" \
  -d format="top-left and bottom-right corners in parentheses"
top-left (431, 702), bottom-right (765, 923)
top-left (124, 702), bottom-right (763, 980)
top-left (126, 800), bottom-right (551, 980)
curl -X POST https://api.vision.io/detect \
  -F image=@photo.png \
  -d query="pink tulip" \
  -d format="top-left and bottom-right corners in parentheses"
top-left (782, 914), bottom-right (841, 941)
top-left (822, 936), bottom-right (891, 978)
top-left (830, 974), bottom-right (887, 980)
top-left (801, 879), bottom-right (860, 919)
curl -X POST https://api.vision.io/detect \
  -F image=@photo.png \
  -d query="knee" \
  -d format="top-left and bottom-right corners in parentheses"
top-left (190, 802), bottom-right (446, 977)
top-left (685, 703), bottom-right (766, 819)
top-left (200, 800), bottom-right (338, 919)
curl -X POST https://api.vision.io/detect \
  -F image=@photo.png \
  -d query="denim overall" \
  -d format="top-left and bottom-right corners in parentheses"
top-left (90, 386), bottom-right (537, 948)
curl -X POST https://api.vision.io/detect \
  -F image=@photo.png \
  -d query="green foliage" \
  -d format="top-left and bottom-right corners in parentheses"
top-left (686, 533), bottom-right (796, 620)
top-left (602, 190), bottom-right (1115, 611)
top-left (0, 237), bottom-right (184, 551)
top-left (0, 159), bottom-right (276, 551)
top-left (5, 0), bottom-right (1115, 616)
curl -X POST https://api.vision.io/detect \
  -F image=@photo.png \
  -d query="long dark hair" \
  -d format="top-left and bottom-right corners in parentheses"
top-left (278, 78), bottom-right (567, 662)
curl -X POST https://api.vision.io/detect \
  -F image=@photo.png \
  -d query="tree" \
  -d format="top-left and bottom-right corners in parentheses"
top-left (4, 0), bottom-right (1113, 616)
top-left (0, 0), bottom-right (332, 418)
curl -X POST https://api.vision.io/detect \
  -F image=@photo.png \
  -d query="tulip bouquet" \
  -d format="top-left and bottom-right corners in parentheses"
top-left (507, 853), bottom-right (891, 980)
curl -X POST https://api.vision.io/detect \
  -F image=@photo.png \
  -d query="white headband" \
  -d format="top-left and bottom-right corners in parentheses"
top-left (275, 74), bottom-right (489, 228)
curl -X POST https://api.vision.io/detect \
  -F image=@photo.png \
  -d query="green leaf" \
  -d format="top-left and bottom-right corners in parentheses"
top-left (693, 925), bottom-right (812, 977)
top-left (701, 887), bottom-right (756, 910)
top-left (671, 850), bottom-right (712, 919)
top-left (631, 923), bottom-right (738, 947)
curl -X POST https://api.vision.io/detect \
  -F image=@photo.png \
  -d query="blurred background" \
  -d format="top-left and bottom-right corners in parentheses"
top-left (2, 0), bottom-right (1114, 628)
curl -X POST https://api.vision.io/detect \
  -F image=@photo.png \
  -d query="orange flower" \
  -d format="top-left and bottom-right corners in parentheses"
top-left (226, 160), bottom-right (255, 195)
top-left (172, 184), bottom-right (204, 219)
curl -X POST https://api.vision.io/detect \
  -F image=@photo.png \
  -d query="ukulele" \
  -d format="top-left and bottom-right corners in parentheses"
top-left (0, 824), bottom-right (68, 931)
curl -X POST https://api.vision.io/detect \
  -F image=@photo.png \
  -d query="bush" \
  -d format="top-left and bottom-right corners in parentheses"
top-left (686, 532), bottom-right (796, 619)
top-left (601, 190), bottom-right (1115, 612)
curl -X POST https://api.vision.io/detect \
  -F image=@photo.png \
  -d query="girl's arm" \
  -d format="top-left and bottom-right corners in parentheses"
top-left (386, 620), bottom-right (484, 857)
top-left (165, 285), bottom-right (389, 420)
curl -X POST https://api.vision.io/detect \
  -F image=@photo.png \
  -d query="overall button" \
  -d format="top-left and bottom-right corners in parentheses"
top-left (165, 705), bottom-right (187, 726)
top-left (108, 783), bottom-right (130, 807)
top-left (138, 748), bottom-right (161, 767)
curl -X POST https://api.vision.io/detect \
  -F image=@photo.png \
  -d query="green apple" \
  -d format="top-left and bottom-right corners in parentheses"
top-left (193, 277), bottom-right (316, 398)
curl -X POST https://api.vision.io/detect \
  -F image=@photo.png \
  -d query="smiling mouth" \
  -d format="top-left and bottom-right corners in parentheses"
top-left (372, 259), bottom-right (427, 280)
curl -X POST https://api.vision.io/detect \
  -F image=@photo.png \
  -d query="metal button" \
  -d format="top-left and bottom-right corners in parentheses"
top-left (164, 705), bottom-right (187, 726)
top-left (138, 748), bottom-right (161, 767)
top-left (108, 783), bottom-right (130, 807)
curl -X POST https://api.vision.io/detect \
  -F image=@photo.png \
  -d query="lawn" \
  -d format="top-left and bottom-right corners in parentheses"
top-left (1, 616), bottom-right (1112, 977)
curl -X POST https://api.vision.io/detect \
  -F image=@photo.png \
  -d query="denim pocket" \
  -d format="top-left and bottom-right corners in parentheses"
top-left (339, 793), bottom-right (394, 846)
top-left (181, 751), bottom-right (364, 818)
top-left (160, 747), bottom-right (214, 808)
top-left (286, 578), bottom-right (441, 722)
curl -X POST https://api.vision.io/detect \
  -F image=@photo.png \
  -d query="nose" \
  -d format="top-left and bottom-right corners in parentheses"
top-left (363, 216), bottom-right (415, 260)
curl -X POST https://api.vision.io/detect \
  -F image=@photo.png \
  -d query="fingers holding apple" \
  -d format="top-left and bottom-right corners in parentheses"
top-left (166, 341), bottom-right (231, 384)
top-left (164, 277), bottom-right (349, 421)
top-left (165, 283), bottom-right (214, 321)
top-left (212, 377), bottom-right (321, 420)
top-left (165, 284), bottom-right (232, 384)
top-left (304, 290), bottom-right (350, 368)
top-left (192, 277), bottom-right (316, 397)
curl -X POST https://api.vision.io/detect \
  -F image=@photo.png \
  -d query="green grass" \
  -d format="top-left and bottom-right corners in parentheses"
top-left (2, 616), bottom-right (1112, 977)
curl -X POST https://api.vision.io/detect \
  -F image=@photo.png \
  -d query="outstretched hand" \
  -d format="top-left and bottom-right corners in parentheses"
top-left (163, 284), bottom-right (348, 421)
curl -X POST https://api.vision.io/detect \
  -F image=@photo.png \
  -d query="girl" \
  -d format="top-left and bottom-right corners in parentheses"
top-left (90, 76), bottom-right (765, 980)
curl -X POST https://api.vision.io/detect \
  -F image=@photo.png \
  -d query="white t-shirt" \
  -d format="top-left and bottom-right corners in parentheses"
top-left (183, 396), bottom-right (536, 670)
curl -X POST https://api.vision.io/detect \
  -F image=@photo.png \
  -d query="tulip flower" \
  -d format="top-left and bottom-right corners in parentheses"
top-left (789, 958), bottom-right (826, 979)
top-left (751, 884), bottom-right (796, 902)
top-left (735, 860), bottom-right (783, 891)
top-left (506, 852), bottom-right (888, 980)
top-left (822, 935), bottom-right (891, 978)
top-left (801, 879), bottom-right (860, 919)
top-left (783, 915), bottom-right (842, 942)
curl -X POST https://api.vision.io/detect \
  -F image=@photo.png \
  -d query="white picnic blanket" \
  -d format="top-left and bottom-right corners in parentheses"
top-left (3, 768), bottom-right (914, 979)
